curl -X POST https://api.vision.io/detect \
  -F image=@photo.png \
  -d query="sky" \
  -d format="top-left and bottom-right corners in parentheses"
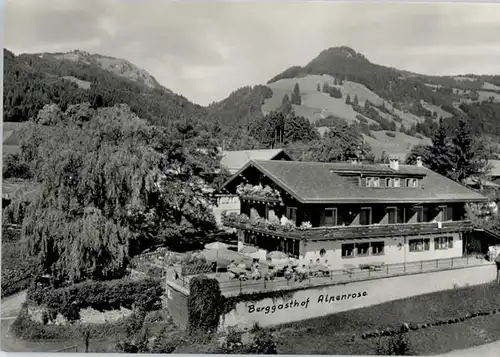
top-left (4, 0), bottom-right (500, 106)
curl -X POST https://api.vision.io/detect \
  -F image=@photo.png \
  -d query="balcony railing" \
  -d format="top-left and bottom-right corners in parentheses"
top-left (222, 213), bottom-right (473, 241)
top-left (239, 195), bottom-right (282, 205)
top-left (176, 255), bottom-right (493, 296)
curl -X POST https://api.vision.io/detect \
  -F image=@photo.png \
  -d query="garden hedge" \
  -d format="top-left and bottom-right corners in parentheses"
top-left (27, 277), bottom-right (163, 321)
top-left (11, 303), bottom-right (133, 341)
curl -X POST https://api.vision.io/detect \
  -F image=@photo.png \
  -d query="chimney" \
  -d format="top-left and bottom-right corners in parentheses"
top-left (416, 156), bottom-right (423, 167)
top-left (389, 156), bottom-right (399, 171)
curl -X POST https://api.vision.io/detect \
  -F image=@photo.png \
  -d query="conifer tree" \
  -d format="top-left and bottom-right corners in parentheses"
top-left (345, 94), bottom-right (351, 105)
top-left (291, 83), bottom-right (301, 105)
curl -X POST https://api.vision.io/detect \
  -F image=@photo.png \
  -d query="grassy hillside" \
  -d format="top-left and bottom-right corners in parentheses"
top-left (264, 46), bottom-right (500, 157)
top-left (363, 131), bottom-right (431, 160)
top-left (264, 74), bottom-right (425, 130)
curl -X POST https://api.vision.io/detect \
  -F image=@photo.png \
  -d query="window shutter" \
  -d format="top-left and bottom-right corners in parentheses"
top-left (319, 210), bottom-right (325, 226)
top-left (447, 207), bottom-right (453, 221)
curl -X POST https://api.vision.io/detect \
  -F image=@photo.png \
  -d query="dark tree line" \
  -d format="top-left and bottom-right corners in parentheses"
top-left (406, 118), bottom-right (490, 184)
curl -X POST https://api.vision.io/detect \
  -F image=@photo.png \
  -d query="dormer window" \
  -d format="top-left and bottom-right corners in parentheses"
top-left (406, 178), bottom-right (418, 188)
top-left (385, 177), bottom-right (401, 188)
top-left (366, 177), bottom-right (380, 187)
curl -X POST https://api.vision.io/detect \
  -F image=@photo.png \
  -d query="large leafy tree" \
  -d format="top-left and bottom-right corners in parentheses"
top-left (284, 115), bottom-right (320, 144)
top-left (251, 111), bottom-right (319, 149)
top-left (251, 111), bottom-right (286, 148)
top-left (7, 103), bottom-right (223, 282)
top-left (309, 119), bottom-right (372, 162)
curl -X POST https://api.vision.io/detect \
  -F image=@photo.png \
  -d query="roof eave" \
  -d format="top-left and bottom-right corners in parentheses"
top-left (299, 197), bottom-right (489, 204)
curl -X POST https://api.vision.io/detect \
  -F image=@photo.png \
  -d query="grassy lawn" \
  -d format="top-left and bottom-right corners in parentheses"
top-left (274, 282), bottom-right (500, 355)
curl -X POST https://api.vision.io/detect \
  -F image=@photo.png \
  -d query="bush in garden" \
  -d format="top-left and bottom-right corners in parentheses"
top-left (12, 302), bottom-right (134, 341)
top-left (218, 325), bottom-right (278, 354)
top-left (375, 331), bottom-right (413, 356)
top-left (27, 277), bottom-right (163, 321)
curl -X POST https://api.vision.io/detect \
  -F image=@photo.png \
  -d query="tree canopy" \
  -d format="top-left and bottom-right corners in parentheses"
top-left (6, 103), bottom-right (224, 282)
top-left (406, 117), bottom-right (489, 183)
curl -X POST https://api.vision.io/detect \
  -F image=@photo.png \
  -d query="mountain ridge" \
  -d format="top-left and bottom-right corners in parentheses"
top-left (4, 46), bottom-right (500, 159)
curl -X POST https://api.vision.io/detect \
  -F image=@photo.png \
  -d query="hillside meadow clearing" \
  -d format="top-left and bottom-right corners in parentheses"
top-left (363, 130), bottom-right (431, 159)
top-left (263, 74), bottom-right (424, 128)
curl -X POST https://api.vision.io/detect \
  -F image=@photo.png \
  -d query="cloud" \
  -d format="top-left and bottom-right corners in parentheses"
top-left (5, 0), bottom-right (500, 105)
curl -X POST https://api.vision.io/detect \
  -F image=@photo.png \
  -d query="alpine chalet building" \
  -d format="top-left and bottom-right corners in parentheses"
top-left (219, 157), bottom-right (490, 270)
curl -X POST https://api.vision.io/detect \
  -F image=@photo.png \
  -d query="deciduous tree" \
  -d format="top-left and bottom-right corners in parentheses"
top-left (10, 103), bottom-right (224, 282)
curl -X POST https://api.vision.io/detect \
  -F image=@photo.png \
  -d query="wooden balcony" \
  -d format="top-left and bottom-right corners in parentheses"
top-left (239, 195), bottom-right (282, 205)
top-left (223, 219), bottom-right (473, 241)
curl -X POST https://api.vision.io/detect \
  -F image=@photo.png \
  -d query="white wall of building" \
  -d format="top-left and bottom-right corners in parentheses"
top-left (220, 263), bottom-right (496, 331)
top-left (212, 195), bottom-right (240, 226)
top-left (302, 233), bottom-right (463, 270)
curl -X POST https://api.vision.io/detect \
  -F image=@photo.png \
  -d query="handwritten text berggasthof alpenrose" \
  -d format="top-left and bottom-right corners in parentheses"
top-left (247, 290), bottom-right (368, 314)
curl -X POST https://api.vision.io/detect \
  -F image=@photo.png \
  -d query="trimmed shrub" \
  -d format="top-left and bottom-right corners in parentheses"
top-left (27, 277), bottom-right (162, 321)
top-left (385, 131), bottom-right (397, 138)
top-left (11, 303), bottom-right (131, 341)
top-left (375, 332), bottom-right (413, 356)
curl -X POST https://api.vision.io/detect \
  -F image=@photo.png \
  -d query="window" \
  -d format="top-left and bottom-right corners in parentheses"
top-left (385, 178), bottom-right (400, 188)
top-left (341, 243), bottom-right (355, 258)
top-left (371, 241), bottom-right (385, 255)
top-left (285, 239), bottom-right (300, 257)
top-left (409, 238), bottom-right (430, 252)
top-left (359, 207), bottom-right (372, 225)
top-left (406, 178), bottom-right (418, 188)
top-left (387, 207), bottom-right (397, 224)
top-left (366, 177), bottom-right (380, 187)
top-left (244, 233), bottom-right (258, 246)
top-left (324, 208), bottom-right (337, 226)
top-left (439, 206), bottom-right (453, 222)
top-left (286, 207), bottom-right (297, 224)
top-left (356, 242), bottom-right (370, 256)
top-left (434, 236), bottom-right (453, 250)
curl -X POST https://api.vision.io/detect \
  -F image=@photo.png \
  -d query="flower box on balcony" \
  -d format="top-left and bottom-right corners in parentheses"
top-left (222, 213), bottom-right (473, 242)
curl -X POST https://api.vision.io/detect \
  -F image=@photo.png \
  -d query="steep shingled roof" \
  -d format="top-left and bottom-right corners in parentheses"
top-left (223, 160), bottom-right (487, 204)
top-left (221, 149), bottom-right (291, 173)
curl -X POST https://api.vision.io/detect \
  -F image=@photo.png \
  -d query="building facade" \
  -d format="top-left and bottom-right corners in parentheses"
top-left (219, 157), bottom-right (488, 270)
top-left (212, 149), bottom-right (292, 226)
